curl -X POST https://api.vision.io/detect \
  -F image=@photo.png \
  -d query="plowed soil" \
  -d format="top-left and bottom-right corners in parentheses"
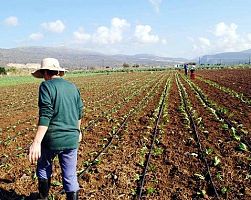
top-left (0, 69), bottom-right (250, 200)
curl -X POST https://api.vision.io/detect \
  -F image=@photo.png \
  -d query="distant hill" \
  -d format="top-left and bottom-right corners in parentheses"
top-left (200, 49), bottom-right (251, 65)
top-left (0, 46), bottom-right (188, 69)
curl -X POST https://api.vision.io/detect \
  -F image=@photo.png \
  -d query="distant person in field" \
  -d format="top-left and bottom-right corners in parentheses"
top-left (29, 58), bottom-right (83, 200)
top-left (184, 63), bottom-right (188, 76)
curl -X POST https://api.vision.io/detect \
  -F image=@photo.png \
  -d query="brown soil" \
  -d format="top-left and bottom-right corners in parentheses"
top-left (0, 70), bottom-right (250, 200)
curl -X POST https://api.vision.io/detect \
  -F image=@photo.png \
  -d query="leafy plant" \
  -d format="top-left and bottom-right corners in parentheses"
top-left (146, 187), bottom-right (156, 195)
top-left (194, 173), bottom-right (205, 180)
top-left (152, 147), bottom-right (164, 156)
top-left (221, 187), bottom-right (229, 194)
top-left (149, 164), bottom-right (156, 172)
top-left (214, 156), bottom-right (221, 166)
top-left (205, 148), bottom-right (213, 155)
top-left (51, 181), bottom-right (62, 186)
top-left (197, 189), bottom-right (207, 197)
top-left (231, 127), bottom-right (241, 141)
top-left (221, 123), bottom-right (229, 130)
top-left (134, 173), bottom-right (140, 181)
top-left (216, 172), bottom-right (223, 181)
top-left (93, 158), bottom-right (101, 165)
top-left (238, 142), bottom-right (248, 152)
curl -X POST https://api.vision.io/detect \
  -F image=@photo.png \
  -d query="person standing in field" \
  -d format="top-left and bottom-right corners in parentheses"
top-left (29, 58), bottom-right (83, 200)
top-left (184, 63), bottom-right (188, 76)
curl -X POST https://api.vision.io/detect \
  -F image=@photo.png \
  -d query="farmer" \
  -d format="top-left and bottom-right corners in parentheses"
top-left (190, 64), bottom-right (196, 79)
top-left (29, 58), bottom-right (83, 200)
top-left (184, 63), bottom-right (188, 76)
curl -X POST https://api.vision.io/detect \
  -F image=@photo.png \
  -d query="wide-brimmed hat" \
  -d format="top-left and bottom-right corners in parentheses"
top-left (31, 58), bottom-right (67, 78)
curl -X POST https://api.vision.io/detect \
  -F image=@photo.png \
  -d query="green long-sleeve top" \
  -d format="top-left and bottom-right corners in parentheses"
top-left (38, 78), bottom-right (83, 150)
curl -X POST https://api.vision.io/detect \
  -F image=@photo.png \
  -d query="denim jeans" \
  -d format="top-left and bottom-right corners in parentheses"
top-left (37, 148), bottom-right (79, 192)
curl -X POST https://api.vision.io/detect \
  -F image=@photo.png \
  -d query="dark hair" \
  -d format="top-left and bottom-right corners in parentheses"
top-left (40, 69), bottom-right (60, 76)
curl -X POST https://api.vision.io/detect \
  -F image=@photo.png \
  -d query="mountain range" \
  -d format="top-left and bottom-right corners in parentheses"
top-left (200, 49), bottom-right (251, 65)
top-left (0, 47), bottom-right (188, 69)
top-left (0, 46), bottom-right (251, 69)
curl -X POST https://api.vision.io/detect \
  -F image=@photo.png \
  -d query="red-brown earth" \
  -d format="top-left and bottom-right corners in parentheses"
top-left (0, 69), bottom-right (250, 200)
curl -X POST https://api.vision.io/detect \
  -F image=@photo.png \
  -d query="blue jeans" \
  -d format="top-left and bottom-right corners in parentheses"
top-left (37, 148), bottom-right (79, 192)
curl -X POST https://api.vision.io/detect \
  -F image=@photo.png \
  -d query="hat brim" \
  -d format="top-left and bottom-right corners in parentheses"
top-left (31, 68), bottom-right (67, 78)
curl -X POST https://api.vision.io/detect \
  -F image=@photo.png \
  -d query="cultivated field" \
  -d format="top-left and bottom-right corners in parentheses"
top-left (0, 68), bottom-right (250, 200)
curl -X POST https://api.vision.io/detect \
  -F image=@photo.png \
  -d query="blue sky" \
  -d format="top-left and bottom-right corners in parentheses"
top-left (1, 0), bottom-right (251, 58)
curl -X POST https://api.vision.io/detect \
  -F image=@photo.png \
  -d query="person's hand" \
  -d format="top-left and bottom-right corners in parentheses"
top-left (29, 140), bottom-right (41, 164)
top-left (79, 132), bottom-right (82, 142)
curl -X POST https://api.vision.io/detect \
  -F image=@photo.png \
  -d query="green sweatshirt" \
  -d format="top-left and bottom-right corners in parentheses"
top-left (38, 78), bottom-right (83, 150)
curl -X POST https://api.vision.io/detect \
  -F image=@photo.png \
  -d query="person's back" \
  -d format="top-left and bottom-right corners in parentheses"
top-left (184, 64), bottom-right (188, 75)
top-left (39, 78), bottom-right (82, 150)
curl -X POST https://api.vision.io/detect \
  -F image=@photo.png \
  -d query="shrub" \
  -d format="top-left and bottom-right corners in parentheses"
top-left (0, 67), bottom-right (7, 75)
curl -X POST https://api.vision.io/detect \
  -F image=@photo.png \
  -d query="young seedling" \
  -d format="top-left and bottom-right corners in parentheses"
top-left (194, 173), bottom-right (205, 180)
top-left (231, 127), bottom-right (241, 141)
top-left (214, 156), bottom-right (221, 166)
top-left (197, 189), bottom-right (207, 198)
top-left (238, 142), bottom-right (248, 152)
top-left (221, 187), bottom-right (229, 194)
top-left (205, 148), bottom-right (213, 155)
top-left (146, 187), bottom-right (156, 195)
top-left (51, 180), bottom-right (63, 187)
top-left (221, 123), bottom-right (229, 131)
top-left (152, 147), bottom-right (164, 156)
top-left (134, 173), bottom-right (140, 181)
top-left (216, 172), bottom-right (223, 181)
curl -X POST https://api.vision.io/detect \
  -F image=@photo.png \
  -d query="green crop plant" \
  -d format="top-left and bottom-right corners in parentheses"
top-left (0, 163), bottom-right (12, 170)
top-left (93, 158), bottom-right (101, 165)
top-left (149, 164), bottom-right (156, 172)
top-left (221, 123), bottom-right (229, 131)
top-left (51, 180), bottom-right (63, 186)
top-left (230, 127), bottom-right (241, 141)
top-left (197, 189), bottom-right (207, 198)
top-left (131, 189), bottom-right (137, 196)
top-left (205, 148), bottom-right (213, 155)
top-left (83, 160), bottom-right (91, 167)
top-left (198, 76), bottom-right (251, 106)
top-left (139, 158), bottom-right (145, 167)
top-left (146, 187), bottom-right (156, 195)
top-left (134, 173), bottom-right (141, 181)
top-left (152, 147), bottom-right (164, 157)
top-left (214, 156), bottom-right (221, 166)
top-left (216, 172), bottom-right (223, 181)
top-left (140, 146), bottom-right (148, 156)
top-left (221, 187), bottom-right (229, 194)
top-left (194, 173), bottom-right (205, 180)
top-left (238, 142), bottom-right (248, 152)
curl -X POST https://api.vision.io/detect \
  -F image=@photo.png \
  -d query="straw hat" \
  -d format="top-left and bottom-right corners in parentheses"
top-left (31, 58), bottom-right (67, 78)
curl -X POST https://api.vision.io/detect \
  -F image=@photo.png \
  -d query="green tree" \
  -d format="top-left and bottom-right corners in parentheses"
top-left (123, 63), bottom-right (130, 68)
top-left (0, 67), bottom-right (7, 75)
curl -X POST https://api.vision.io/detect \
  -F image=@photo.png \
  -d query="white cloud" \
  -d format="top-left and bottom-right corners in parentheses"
top-left (111, 17), bottom-right (130, 29)
top-left (135, 25), bottom-right (159, 43)
top-left (149, 0), bottom-right (162, 13)
top-left (214, 22), bottom-right (238, 39)
top-left (41, 20), bottom-right (65, 33)
top-left (161, 39), bottom-right (167, 45)
top-left (93, 17), bottom-right (130, 44)
top-left (192, 22), bottom-right (251, 56)
top-left (4, 16), bottom-right (18, 26)
top-left (199, 37), bottom-right (210, 46)
top-left (247, 33), bottom-right (251, 41)
top-left (29, 33), bottom-right (44, 41)
top-left (73, 27), bottom-right (91, 43)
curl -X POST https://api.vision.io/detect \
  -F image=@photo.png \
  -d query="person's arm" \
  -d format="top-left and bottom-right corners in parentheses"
top-left (78, 119), bottom-right (82, 142)
top-left (77, 89), bottom-right (84, 142)
top-left (29, 82), bottom-right (53, 163)
top-left (29, 125), bottom-right (48, 164)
